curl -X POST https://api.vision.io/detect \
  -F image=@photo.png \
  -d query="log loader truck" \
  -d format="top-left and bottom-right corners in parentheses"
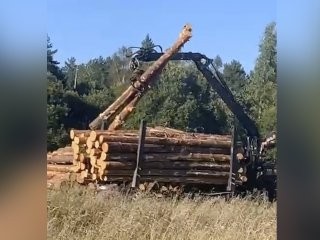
top-left (125, 46), bottom-right (277, 200)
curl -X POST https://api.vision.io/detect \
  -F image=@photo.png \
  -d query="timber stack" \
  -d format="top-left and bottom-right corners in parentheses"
top-left (69, 127), bottom-right (234, 186)
top-left (48, 23), bottom-right (247, 188)
top-left (47, 146), bottom-right (74, 164)
top-left (47, 147), bottom-right (75, 186)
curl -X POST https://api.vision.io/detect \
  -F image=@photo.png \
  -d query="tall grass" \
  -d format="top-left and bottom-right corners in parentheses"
top-left (47, 185), bottom-right (276, 240)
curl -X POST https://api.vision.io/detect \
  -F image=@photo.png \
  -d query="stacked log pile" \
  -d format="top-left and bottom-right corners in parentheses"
top-left (69, 127), bottom-right (233, 186)
top-left (47, 147), bottom-right (75, 184)
top-left (47, 146), bottom-right (74, 164)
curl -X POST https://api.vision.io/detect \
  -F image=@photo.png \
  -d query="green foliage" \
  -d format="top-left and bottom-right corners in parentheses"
top-left (47, 72), bottom-right (69, 151)
top-left (62, 57), bottom-right (77, 90)
top-left (223, 60), bottom-right (248, 96)
top-left (47, 36), bottom-right (65, 83)
top-left (244, 22), bottom-right (277, 136)
top-left (106, 47), bottom-right (132, 85)
top-left (141, 34), bottom-right (155, 50)
top-left (213, 55), bottom-right (223, 70)
top-left (124, 63), bottom-right (228, 134)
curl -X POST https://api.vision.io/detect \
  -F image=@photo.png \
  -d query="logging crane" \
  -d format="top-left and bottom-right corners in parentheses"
top-left (88, 24), bottom-right (276, 200)
top-left (125, 46), bottom-right (277, 199)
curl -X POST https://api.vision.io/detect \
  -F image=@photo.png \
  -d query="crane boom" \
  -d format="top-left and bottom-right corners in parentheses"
top-left (132, 51), bottom-right (260, 139)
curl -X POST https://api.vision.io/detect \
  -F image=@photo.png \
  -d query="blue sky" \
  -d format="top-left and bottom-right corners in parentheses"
top-left (48, 0), bottom-right (276, 73)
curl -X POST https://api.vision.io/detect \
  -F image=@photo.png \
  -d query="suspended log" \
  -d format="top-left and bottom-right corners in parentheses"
top-left (101, 142), bottom-right (230, 154)
top-left (107, 96), bottom-right (140, 130)
top-left (89, 24), bottom-right (192, 130)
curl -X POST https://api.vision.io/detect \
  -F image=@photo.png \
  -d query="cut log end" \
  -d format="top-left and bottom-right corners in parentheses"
top-left (101, 142), bottom-right (109, 153)
top-left (70, 129), bottom-right (75, 140)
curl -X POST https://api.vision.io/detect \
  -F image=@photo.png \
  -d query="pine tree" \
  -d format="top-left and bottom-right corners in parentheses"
top-left (244, 22), bottom-right (277, 136)
top-left (223, 60), bottom-right (247, 91)
top-left (47, 37), bottom-right (69, 150)
top-left (47, 36), bottom-right (65, 83)
top-left (141, 34), bottom-right (155, 50)
top-left (62, 57), bottom-right (77, 90)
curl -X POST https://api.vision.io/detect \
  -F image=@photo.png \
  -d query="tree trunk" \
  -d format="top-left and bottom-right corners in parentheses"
top-left (89, 24), bottom-right (192, 130)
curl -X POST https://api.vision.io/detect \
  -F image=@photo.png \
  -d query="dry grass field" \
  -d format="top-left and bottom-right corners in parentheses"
top-left (47, 185), bottom-right (276, 240)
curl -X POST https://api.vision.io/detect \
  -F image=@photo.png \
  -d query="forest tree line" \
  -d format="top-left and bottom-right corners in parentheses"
top-left (47, 22), bottom-right (276, 151)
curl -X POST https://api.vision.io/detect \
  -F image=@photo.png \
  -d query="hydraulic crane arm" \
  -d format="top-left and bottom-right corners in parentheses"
top-left (131, 51), bottom-right (260, 139)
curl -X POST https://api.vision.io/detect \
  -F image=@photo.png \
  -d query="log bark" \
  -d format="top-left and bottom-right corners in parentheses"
top-left (96, 160), bottom-right (229, 171)
top-left (140, 169), bottom-right (229, 178)
top-left (100, 136), bottom-right (231, 149)
top-left (107, 95), bottom-right (140, 130)
top-left (47, 155), bottom-right (74, 164)
top-left (98, 131), bottom-right (231, 143)
top-left (101, 152), bottom-right (230, 162)
top-left (98, 161), bottom-right (135, 170)
top-left (49, 146), bottom-right (73, 153)
top-left (101, 176), bottom-right (228, 185)
top-left (47, 164), bottom-right (74, 173)
top-left (70, 129), bottom-right (90, 140)
top-left (101, 169), bottom-right (230, 178)
top-left (74, 136), bottom-right (87, 145)
top-left (93, 128), bottom-right (231, 142)
top-left (89, 24), bottom-right (192, 130)
top-left (101, 142), bottom-right (230, 154)
top-left (89, 129), bottom-right (140, 142)
top-left (142, 161), bottom-right (230, 170)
